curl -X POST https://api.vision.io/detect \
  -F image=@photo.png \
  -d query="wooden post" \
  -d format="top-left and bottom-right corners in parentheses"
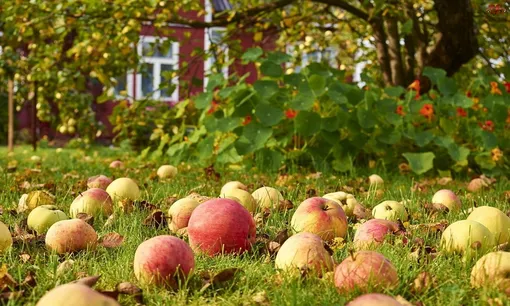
top-left (7, 79), bottom-right (14, 152)
top-left (31, 82), bottom-right (37, 151)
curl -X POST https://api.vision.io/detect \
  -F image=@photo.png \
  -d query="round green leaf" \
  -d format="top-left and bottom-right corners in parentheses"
top-left (402, 152), bottom-right (436, 175)
top-left (255, 103), bottom-right (284, 126)
top-left (295, 111), bottom-right (321, 136)
top-left (260, 60), bottom-right (283, 78)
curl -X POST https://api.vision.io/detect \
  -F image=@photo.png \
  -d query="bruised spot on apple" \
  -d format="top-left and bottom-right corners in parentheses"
top-left (220, 181), bottom-right (248, 196)
top-left (220, 188), bottom-right (257, 213)
top-left (0, 221), bottom-right (13, 252)
top-left (86, 174), bottom-right (112, 190)
top-left (467, 206), bottom-right (510, 244)
top-left (440, 220), bottom-right (495, 256)
top-left (252, 186), bottom-right (284, 211)
top-left (353, 219), bottom-right (400, 250)
top-left (134, 235), bottom-right (195, 287)
top-left (470, 251), bottom-right (510, 290)
top-left (70, 188), bottom-right (113, 219)
top-left (290, 197), bottom-right (348, 242)
top-left (432, 189), bottom-right (461, 211)
top-left (334, 251), bottom-right (399, 293)
top-left (36, 283), bottom-right (120, 306)
top-left (27, 205), bottom-right (68, 235)
top-left (322, 191), bottom-right (359, 217)
top-left (346, 293), bottom-right (402, 306)
top-left (275, 232), bottom-right (334, 277)
top-left (157, 165), bottom-right (178, 179)
top-left (372, 200), bottom-right (408, 222)
top-left (188, 198), bottom-right (256, 256)
top-left (45, 219), bottom-right (98, 254)
top-left (168, 198), bottom-right (200, 233)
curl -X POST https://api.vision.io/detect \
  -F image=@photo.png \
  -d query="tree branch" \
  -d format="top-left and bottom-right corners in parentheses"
top-left (312, 0), bottom-right (369, 21)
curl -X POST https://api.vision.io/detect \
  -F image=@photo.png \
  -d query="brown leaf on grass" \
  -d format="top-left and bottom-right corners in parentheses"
top-left (252, 290), bottom-right (269, 305)
top-left (117, 282), bottom-right (143, 296)
top-left (19, 271), bottom-right (36, 288)
top-left (201, 268), bottom-right (241, 287)
top-left (204, 165), bottom-right (221, 181)
top-left (423, 202), bottom-right (450, 214)
top-left (19, 254), bottom-right (31, 263)
top-left (437, 177), bottom-right (453, 186)
top-left (503, 191), bottom-right (510, 204)
top-left (0, 291), bottom-right (24, 302)
top-left (134, 200), bottom-right (157, 211)
top-left (0, 265), bottom-right (18, 290)
top-left (164, 196), bottom-right (178, 207)
top-left (280, 199), bottom-right (294, 210)
top-left (412, 271), bottom-right (435, 294)
top-left (409, 221), bottom-right (448, 235)
top-left (267, 241), bottom-right (281, 254)
top-left (76, 213), bottom-right (94, 226)
top-left (63, 171), bottom-right (80, 179)
top-left (323, 243), bottom-right (334, 256)
top-left (103, 214), bottom-right (116, 228)
top-left (98, 290), bottom-right (120, 300)
top-left (274, 229), bottom-right (289, 245)
top-left (497, 242), bottom-right (510, 251)
top-left (11, 233), bottom-right (45, 246)
top-left (411, 182), bottom-right (429, 193)
top-left (143, 210), bottom-right (167, 229)
top-left (395, 296), bottom-right (414, 306)
top-left (306, 188), bottom-right (317, 197)
top-left (99, 233), bottom-right (125, 248)
top-left (147, 172), bottom-right (158, 181)
top-left (73, 275), bottom-right (101, 287)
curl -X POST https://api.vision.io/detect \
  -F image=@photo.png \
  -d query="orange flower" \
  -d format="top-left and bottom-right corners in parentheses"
top-left (480, 120), bottom-right (495, 132)
top-left (490, 82), bottom-right (502, 95)
top-left (285, 109), bottom-right (298, 119)
top-left (242, 115), bottom-right (252, 126)
top-left (408, 80), bottom-right (421, 100)
top-left (504, 81), bottom-right (510, 93)
top-left (456, 107), bottom-right (467, 117)
top-left (419, 103), bottom-right (434, 121)
top-left (207, 101), bottom-right (219, 114)
top-left (395, 105), bottom-right (405, 116)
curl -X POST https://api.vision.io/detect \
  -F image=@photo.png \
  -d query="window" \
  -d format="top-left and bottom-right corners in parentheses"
top-left (286, 44), bottom-right (339, 72)
top-left (136, 36), bottom-right (179, 101)
top-left (204, 27), bottom-right (229, 90)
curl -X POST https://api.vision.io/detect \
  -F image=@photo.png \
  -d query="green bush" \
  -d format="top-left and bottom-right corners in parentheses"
top-left (113, 49), bottom-right (510, 176)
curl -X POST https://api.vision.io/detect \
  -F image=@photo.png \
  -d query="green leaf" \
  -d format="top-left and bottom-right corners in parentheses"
top-left (255, 149), bottom-right (283, 172)
top-left (196, 135), bottom-right (215, 160)
top-left (492, 103), bottom-right (508, 123)
top-left (402, 152), bottom-right (436, 175)
top-left (377, 129), bottom-right (401, 145)
top-left (478, 130), bottom-right (498, 149)
top-left (321, 116), bottom-right (340, 132)
top-left (327, 90), bottom-right (348, 105)
top-left (437, 77), bottom-right (457, 96)
top-left (452, 93), bottom-right (473, 108)
top-left (267, 51), bottom-right (292, 64)
top-left (216, 117), bottom-right (241, 132)
top-left (447, 143), bottom-right (470, 162)
top-left (295, 111), bottom-right (321, 136)
top-left (434, 136), bottom-right (454, 148)
top-left (217, 134), bottom-right (237, 154)
top-left (475, 152), bottom-right (496, 170)
top-left (308, 75), bottom-right (326, 96)
top-left (243, 122), bottom-right (273, 149)
top-left (439, 117), bottom-right (456, 134)
top-left (357, 107), bottom-right (376, 129)
top-left (423, 67), bottom-right (446, 85)
top-left (401, 19), bottom-right (413, 35)
top-left (260, 60), bottom-right (283, 78)
top-left (414, 130), bottom-right (435, 147)
top-left (289, 93), bottom-right (314, 110)
top-left (241, 47), bottom-right (263, 63)
top-left (253, 80), bottom-right (279, 98)
top-left (332, 155), bottom-right (353, 172)
top-left (254, 103), bottom-right (284, 126)
top-left (194, 92), bottom-right (213, 109)
top-left (216, 146), bottom-right (242, 164)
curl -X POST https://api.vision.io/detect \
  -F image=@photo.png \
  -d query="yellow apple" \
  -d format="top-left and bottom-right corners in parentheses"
top-left (221, 188), bottom-right (257, 213)
top-left (252, 186), bottom-right (284, 210)
top-left (105, 177), bottom-right (140, 207)
top-left (0, 221), bottom-right (13, 252)
top-left (322, 191), bottom-right (359, 217)
top-left (470, 251), bottom-right (510, 290)
top-left (440, 220), bottom-right (495, 256)
top-left (431, 189), bottom-right (461, 211)
top-left (220, 181), bottom-right (248, 195)
top-left (157, 165), bottom-right (178, 179)
top-left (36, 283), bottom-right (120, 306)
top-left (467, 206), bottom-right (510, 244)
top-left (371, 200), bottom-right (408, 222)
top-left (168, 198), bottom-right (200, 232)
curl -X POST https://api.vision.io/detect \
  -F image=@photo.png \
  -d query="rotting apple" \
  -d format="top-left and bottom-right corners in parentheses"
top-left (220, 188), bottom-right (257, 213)
top-left (70, 188), bottom-right (113, 219)
top-left (353, 219), bottom-right (401, 250)
top-left (220, 181), bottom-right (248, 196)
top-left (157, 165), bottom-right (178, 179)
top-left (188, 198), bottom-right (256, 256)
top-left (440, 220), bottom-right (495, 256)
top-left (470, 251), bottom-right (510, 290)
top-left (106, 177), bottom-right (140, 208)
top-left (27, 205), bottom-right (68, 235)
top-left (431, 189), bottom-right (461, 211)
top-left (109, 160), bottom-right (124, 169)
top-left (322, 191), bottom-right (359, 218)
top-left (251, 186), bottom-right (284, 210)
top-left (371, 200), bottom-right (409, 222)
top-left (45, 219), bottom-right (98, 254)
top-left (346, 293), bottom-right (402, 306)
top-left (168, 198), bottom-right (200, 233)
top-left (290, 197), bottom-right (348, 242)
top-left (35, 283), bottom-right (120, 306)
top-left (275, 232), bottom-right (334, 277)
top-left (86, 175), bottom-right (112, 190)
top-left (334, 251), bottom-right (399, 293)
top-left (368, 174), bottom-right (384, 186)
top-left (0, 221), bottom-right (13, 252)
top-left (467, 206), bottom-right (510, 244)
top-left (134, 235), bottom-right (195, 287)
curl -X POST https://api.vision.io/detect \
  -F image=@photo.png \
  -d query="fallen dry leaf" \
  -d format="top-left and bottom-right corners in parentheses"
top-left (143, 210), bottom-right (167, 229)
top-left (99, 232), bottom-right (125, 248)
top-left (72, 275), bottom-right (101, 287)
top-left (19, 254), bottom-right (31, 263)
top-left (0, 291), bottom-right (24, 302)
top-left (437, 177), bottom-right (453, 185)
top-left (0, 264), bottom-right (18, 290)
top-left (103, 214), bottom-right (116, 228)
top-left (201, 268), bottom-right (241, 287)
top-left (134, 200), bottom-right (157, 211)
top-left (412, 271), bottom-right (435, 294)
top-left (76, 213), bottom-right (94, 226)
top-left (252, 290), bottom-right (269, 305)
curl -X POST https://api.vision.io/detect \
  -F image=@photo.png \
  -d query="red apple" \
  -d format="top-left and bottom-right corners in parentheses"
top-left (133, 235), bottom-right (195, 287)
top-left (290, 197), bottom-right (348, 241)
top-left (353, 219), bottom-right (400, 250)
top-left (347, 293), bottom-right (402, 306)
top-left (334, 251), bottom-right (399, 293)
top-left (109, 160), bottom-right (124, 169)
top-left (70, 188), bottom-right (113, 218)
top-left (431, 189), bottom-right (461, 211)
top-left (188, 198), bottom-right (256, 256)
top-left (87, 175), bottom-right (112, 190)
top-left (45, 219), bottom-right (97, 254)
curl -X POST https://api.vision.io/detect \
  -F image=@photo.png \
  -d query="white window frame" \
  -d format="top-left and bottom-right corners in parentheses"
top-left (135, 36), bottom-right (180, 101)
top-left (204, 27), bottom-right (229, 91)
top-left (285, 44), bottom-right (339, 72)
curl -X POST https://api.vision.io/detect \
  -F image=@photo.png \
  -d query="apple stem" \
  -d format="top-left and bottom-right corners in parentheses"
top-left (79, 192), bottom-right (84, 197)
top-left (349, 249), bottom-right (356, 261)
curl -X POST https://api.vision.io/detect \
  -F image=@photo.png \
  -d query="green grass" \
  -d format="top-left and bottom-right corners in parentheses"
top-left (1, 145), bottom-right (509, 306)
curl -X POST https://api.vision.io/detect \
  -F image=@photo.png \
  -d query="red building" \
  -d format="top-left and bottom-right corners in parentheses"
top-left (16, 0), bottom-right (276, 142)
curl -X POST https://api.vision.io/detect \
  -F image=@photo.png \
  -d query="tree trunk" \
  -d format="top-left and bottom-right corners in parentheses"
top-left (385, 17), bottom-right (405, 86)
top-left (371, 18), bottom-right (392, 86)
top-left (8, 79), bottom-right (14, 152)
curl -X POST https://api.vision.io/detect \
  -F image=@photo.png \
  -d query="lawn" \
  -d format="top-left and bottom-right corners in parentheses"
top-left (1, 145), bottom-right (509, 306)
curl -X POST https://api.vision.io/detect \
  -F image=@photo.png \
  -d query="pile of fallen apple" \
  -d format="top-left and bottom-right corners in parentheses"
top-left (2, 165), bottom-right (510, 305)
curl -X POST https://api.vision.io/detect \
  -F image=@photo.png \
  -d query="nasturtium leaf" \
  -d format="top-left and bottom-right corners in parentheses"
top-left (447, 143), bottom-right (470, 162)
top-left (377, 129), bottom-right (401, 145)
top-left (295, 111), bottom-right (321, 136)
top-left (255, 149), bottom-right (284, 172)
top-left (289, 93), bottom-right (314, 110)
top-left (260, 60), bottom-right (283, 78)
top-left (243, 123), bottom-right (273, 150)
top-left (308, 75), bottom-right (326, 96)
top-left (356, 107), bottom-right (376, 129)
top-left (423, 67), bottom-right (447, 85)
top-left (414, 130), bottom-right (435, 147)
top-left (475, 152), bottom-right (496, 170)
top-left (255, 103), bottom-right (284, 126)
top-left (321, 116), bottom-right (341, 132)
top-left (241, 47), bottom-right (263, 63)
top-left (194, 92), bottom-right (213, 109)
top-left (253, 80), bottom-right (279, 98)
top-left (402, 152), bottom-right (436, 175)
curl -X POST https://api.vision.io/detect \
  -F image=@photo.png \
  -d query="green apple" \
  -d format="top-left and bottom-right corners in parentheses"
top-left (371, 200), bottom-right (408, 222)
top-left (105, 177), bottom-right (140, 208)
top-left (440, 220), bottom-right (495, 256)
top-left (0, 221), bottom-right (13, 252)
top-left (70, 188), bottom-right (113, 218)
top-left (467, 206), bottom-right (510, 244)
top-left (27, 205), bottom-right (69, 235)
top-left (157, 165), bottom-right (178, 179)
top-left (251, 186), bottom-right (284, 210)
top-left (322, 191), bottom-right (359, 217)
top-left (221, 188), bottom-right (257, 213)
top-left (220, 181), bottom-right (248, 195)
